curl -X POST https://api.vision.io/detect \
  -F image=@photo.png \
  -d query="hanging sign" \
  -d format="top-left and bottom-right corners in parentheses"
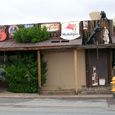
top-left (61, 21), bottom-right (80, 40)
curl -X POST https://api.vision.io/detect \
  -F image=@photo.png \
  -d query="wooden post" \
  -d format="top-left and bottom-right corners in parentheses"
top-left (74, 49), bottom-right (78, 93)
top-left (37, 50), bottom-right (41, 88)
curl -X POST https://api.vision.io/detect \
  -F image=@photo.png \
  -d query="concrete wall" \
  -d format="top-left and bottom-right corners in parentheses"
top-left (42, 49), bottom-right (86, 91)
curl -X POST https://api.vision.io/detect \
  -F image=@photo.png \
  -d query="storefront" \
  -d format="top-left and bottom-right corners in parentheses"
top-left (86, 48), bottom-right (112, 87)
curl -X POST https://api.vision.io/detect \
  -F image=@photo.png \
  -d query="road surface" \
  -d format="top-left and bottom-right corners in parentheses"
top-left (0, 98), bottom-right (115, 115)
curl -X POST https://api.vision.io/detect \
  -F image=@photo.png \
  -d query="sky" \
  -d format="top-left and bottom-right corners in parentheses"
top-left (0, 0), bottom-right (115, 25)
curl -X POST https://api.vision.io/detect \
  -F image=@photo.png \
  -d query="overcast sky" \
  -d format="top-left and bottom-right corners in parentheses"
top-left (0, 0), bottom-right (115, 25)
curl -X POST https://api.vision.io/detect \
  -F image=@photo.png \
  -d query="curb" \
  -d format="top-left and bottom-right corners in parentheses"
top-left (0, 92), bottom-right (114, 99)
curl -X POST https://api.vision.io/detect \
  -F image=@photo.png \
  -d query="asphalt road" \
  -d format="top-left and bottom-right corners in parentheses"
top-left (0, 98), bottom-right (115, 115)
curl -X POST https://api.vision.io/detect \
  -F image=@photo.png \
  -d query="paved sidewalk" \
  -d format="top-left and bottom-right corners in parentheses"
top-left (0, 91), bottom-right (114, 99)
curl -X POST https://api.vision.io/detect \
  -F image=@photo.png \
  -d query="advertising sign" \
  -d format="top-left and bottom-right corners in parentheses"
top-left (8, 25), bottom-right (19, 39)
top-left (0, 26), bottom-right (7, 41)
top-left (61, 21), bottom-right (80, 40)
top-left (41, 23), bottom-right (60, 32)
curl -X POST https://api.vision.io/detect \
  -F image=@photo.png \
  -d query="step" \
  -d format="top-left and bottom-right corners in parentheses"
top-left (40, 89), bottom-right (76, 95)
top-left (78, 86), bottom-right (112, 95)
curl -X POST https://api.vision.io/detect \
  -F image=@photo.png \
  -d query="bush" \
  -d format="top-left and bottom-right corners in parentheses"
top-left (14, 26), bottom-right (50, 43)
top-left (2, 51), bottom-right (47, 93)
top-left (5, 52), bottom-right (38, 93)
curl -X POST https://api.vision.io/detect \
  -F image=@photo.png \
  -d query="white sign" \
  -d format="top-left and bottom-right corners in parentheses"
top-left (24, 24), bottom-right (34, 28)
top-left (61, 21), bottom-right (80, 40)
top-left (99, 78), bottom-right (105, 86)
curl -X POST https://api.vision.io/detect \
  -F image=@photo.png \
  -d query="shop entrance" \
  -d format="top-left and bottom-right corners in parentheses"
top-left (86, 49), bottom-right (111, 87)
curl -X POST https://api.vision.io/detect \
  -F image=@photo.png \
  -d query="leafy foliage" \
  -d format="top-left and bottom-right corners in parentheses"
top-left (14, 26), bottom-right (50, 43)
top-left (4, 52), bottom-right (47, 93)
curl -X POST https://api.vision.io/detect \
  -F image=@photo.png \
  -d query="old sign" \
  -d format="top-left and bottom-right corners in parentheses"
top-left (61, 21), bottom-right (80, 40)
top-left (0, 26), bottom-right (7, 41)
top-left (41, 23), bottom-right (60, 32)
top-left (8, 25), bottom-right (19, 39)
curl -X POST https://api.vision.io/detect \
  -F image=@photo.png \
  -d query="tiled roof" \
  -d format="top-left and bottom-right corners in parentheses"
top-left (0, 38), bottom-right (82, 51)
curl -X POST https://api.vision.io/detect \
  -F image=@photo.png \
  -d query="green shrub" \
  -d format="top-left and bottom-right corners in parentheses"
top-left (4, 52), bottom-right (47, 93)
top-left (14, 26), bottom-right (50, 43)
top-left (5, 53), bottom-right (38, 93)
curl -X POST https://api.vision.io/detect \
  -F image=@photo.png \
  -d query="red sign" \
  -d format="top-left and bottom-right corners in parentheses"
top-left (0, 26), bottom-right (7, 42)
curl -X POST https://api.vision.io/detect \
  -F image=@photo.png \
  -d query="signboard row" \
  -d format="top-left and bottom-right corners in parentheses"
top-left (0, 21), bottom-right (80, 42)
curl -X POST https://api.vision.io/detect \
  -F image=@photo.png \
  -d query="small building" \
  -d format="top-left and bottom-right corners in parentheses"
top-left (0, 19), bottom-right (114, 94)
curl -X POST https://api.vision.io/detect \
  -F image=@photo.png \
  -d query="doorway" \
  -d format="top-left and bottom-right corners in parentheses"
top-left (86, 49), bottom-right (111, 87)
